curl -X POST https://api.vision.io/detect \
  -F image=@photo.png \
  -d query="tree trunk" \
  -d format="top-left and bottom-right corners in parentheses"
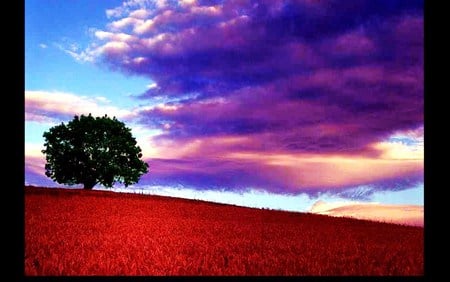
top-left (83, 180), bottom-right (96, 190)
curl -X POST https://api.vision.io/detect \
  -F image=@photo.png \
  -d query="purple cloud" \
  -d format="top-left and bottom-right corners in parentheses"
top-left (76, 0), bottom-right (424, 195)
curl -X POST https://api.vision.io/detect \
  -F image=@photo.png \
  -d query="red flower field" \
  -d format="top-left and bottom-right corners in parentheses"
top-left (24, 186), bottom-right (423, 276)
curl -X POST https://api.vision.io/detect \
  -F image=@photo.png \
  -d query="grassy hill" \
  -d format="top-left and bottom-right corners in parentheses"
top-left (25, 186), bottom-right (423, 275)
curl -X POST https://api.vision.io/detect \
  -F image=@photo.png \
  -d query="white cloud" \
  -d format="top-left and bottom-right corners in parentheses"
top-left (309, 200), bottom-right (423, 226)
top-left (373, 141), bottom-right (423, 160)
top-left (64, 0), bottom-right (223, 62)
top-left (39, 43), bottom-right (47, 49)
top-left (94, 96), bottom-right (111, 103)
top-left (25, 143), bottom-right (45, 158)
top-left (25, 90), bottom-right (131, 122)
top-left (179, 0), bottom-right (196, 7)
top-left (191, 5), bottom-right (222, 16)
top-left (146, 82), bottom-right (158, 89)
top-left (373, 127), bottom-right (424, 160)
top-left (100, 41), bottom-right (131, 54)
top-left (25, 142), bottom-right (46, 175)
top-left (106, 0), bottom-right (155, 18)
top-left (129, 8), bottom-right (151, 19)
top-left (54, 42), bottom-right (99, 63)
top-left (94, 30), bottom-right (114, 40)
top-left (390, 126), bottom-right (424, 144)
top-left (154, 0), bottom-right (167, 9)
top-left (109, 17), bottom-right (142, 30)
top-left (133, 19), bottom-right (155, 34)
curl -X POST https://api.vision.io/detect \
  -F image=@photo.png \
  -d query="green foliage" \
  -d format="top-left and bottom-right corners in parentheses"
top-left (42, 114), bottom-right (149, 189)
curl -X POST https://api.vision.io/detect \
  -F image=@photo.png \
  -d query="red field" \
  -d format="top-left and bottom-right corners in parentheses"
top-left (24, 186), bottom-right (423, 276)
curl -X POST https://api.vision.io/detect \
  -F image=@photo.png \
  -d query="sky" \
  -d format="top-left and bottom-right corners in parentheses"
top-left (25, 0), bottom-right (424, 216)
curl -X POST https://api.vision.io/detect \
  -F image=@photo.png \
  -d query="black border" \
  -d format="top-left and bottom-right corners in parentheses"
top-left (423, 0), bottom-right (438, 280)
top-left (10, 0), bottom-right (25, 280)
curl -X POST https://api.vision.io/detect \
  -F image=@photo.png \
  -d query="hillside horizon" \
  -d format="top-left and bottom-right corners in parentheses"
top-left (25, 185), bottom-right (423, 227)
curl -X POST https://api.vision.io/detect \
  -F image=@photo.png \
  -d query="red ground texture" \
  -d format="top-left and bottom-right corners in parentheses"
top-left (24, 186), bottom-right (423, 276)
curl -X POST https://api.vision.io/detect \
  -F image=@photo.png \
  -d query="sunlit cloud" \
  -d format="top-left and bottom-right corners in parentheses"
top-left (309, 200), bottom-right (423, 226)
top-left (25, 143), bottom-right (47, 185)
top-left (25, 90), bottom-right (131, 123)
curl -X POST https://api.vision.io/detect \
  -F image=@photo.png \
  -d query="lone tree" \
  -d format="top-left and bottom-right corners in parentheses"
top-left (42, 114), bottom-right (149, 189)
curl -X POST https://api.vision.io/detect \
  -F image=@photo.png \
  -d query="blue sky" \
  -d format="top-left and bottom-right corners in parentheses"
top-left (25, 0), bottom-right (424, 214)
top-left (25, 0), bottom-right (150, 106)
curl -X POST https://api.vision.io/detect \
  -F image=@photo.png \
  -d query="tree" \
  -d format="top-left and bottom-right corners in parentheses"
top-left (42, 114), bottom-right (149, 189)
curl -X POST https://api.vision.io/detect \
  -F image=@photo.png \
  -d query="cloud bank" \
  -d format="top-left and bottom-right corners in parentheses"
top-left (44, 0), bottom-right (424, 197)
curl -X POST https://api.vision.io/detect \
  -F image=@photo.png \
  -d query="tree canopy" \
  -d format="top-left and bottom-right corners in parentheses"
top-left (42, 114), bottom-right (149, 189)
